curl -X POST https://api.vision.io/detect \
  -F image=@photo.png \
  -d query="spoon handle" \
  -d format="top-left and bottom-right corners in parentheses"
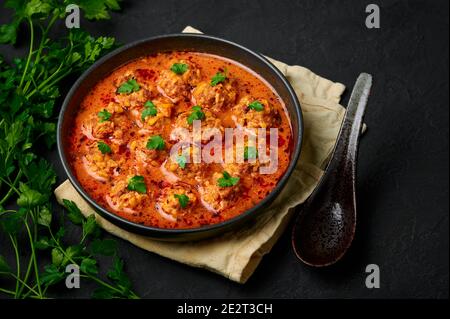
top-left (327, 73), bottom-right (372, 173)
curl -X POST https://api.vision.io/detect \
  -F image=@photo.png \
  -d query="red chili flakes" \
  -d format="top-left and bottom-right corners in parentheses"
top-left (100, 95), bottom-right (114, 104)
top-left (135, 68), bottom-right (156, 81)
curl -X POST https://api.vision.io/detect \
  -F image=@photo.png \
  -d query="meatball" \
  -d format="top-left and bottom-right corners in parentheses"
top-left (131, 99), bottom-right (174, 134)
top-left (92, 120), bottom-right (114, 139)
top-left (231, 96), bottom-right (280, 128)
top-left (156, 60), bottom-right (202, 103)
top-left (163, 145), bottom-right (205, 182)
top-left (156, 183), bottom-right (197, 222)
top-left (129, 136), bottom-right (168, 167)
top-left (198, 172), bottom-right (240, 213)
top-left (114, 87), bottom-right (148, 108)
top-left (82, 142), bottom-right (122, 182)
top-left (105, 177), bottom-right (148, 214)
top-left (172, 107), bottom-right (223, 143)
top-left (174, 59), bottom-right (202, 86)
top-left (82, 101), bottom-right (128, 141)
top-left (191, 80), bottom-right (237, 113)
top-left (113, 71), bottom-right (151, 108)
top-left (223, 161), bottom-right (259, 179)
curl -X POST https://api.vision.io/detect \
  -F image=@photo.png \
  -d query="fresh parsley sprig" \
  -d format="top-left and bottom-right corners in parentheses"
top-left (127, 176), bottom-right (147, 194)
top-left (141, 100), bottom-right (157, 120)
top-left (217, 171), bottom-right (240, 187)
top-left (174, 194), bottom-right (189, 208)
top-left (187, 105), bottom-right (205, 125)
top-left (117, 78), bottom-right (140, 94)
top-left (170, 63), bottom-right (188, 75)
top-left (0, 0), bottom-right (138, 299)
top-left (146, 135), bottom-right (165, 150)
top-left (248, 101), bottom-right (264, 112)
top-left (98, 141), bottom-right (112, 154)
top-left (210, 70), bottom-right (227, 86)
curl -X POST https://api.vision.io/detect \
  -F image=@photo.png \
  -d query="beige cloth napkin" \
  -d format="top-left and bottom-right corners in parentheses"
top-left (54, 26), bottom-right (348, 283)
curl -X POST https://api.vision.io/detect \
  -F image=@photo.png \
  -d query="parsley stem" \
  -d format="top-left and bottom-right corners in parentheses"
top-left (16, 212), bottom-right (35, 297)
top-left (24, 220), bottom-right (43, 298)
top-left (0, 176), bottom-right (19, 195)
top-left (23, 13), bottom-right (59, 94)
top-left (0, 210), bottom-right (16, 215)
top-left (18, 18), bottom-right (34, 90)
top-left (0, 170), bottom-right (22, 206)
top-left (8, 235), bottom-right (20, 298)
top-left (0, 272), bottom-right (41, 297)
top-left (16, 256), bottom-right (33, 298)
top-left (26, 33), bottom-right (74, 99)
top-left (79, 274), bottom-right (127, 296)
top-left (27, 67), bottom-right (73, 99)
top-left (0, 287), bottom-right (46, 299)
top-left (0, 287), bottom-right (15, 296)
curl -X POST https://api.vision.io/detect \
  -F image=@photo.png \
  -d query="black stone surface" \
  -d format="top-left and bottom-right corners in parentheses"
top-left (0, 0), bottom-right (448, 298)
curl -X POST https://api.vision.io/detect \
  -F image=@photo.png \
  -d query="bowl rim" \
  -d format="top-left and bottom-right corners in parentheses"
top-left (57, 33), bottom-right (303, 237)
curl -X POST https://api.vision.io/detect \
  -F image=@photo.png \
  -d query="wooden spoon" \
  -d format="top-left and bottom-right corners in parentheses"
top-left (292, 73), bottom-right (372, 267)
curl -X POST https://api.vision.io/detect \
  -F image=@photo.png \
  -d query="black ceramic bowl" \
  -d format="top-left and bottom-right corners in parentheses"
top-left (57, 33), bottom-right (303, 241)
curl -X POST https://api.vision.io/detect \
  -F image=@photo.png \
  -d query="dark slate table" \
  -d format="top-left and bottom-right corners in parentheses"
top-left (0, 0), bottom-right (448, 298)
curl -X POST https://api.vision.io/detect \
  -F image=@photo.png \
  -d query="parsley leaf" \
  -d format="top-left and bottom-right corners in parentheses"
top-left (34, 237), bottom-right (52, 250)
top-left (244, 146), bottom-right (258, 160)
top-left (141, 100), bottom-right (157, 120)
top-left (107, 256), bottom-right (131, 291)
top-left (170, 63), bottom-right (189, 75)
top-left (217, 171), bottom-right (240, 187)
top-left (187, 105), bottom-right (205, 125)
top-left (63, 199), bottom-right (84, 225)
top-left (248, 100), bottom-right (264, 111)
top-left (40, 265), bottom-right (65, 286)
top-left (127, 175), bottom-right (147, 193)
top-left (82, 215), bottom-right (98, 239)
top-left (176, 154), bottom-right (187, 169)
top-left (20, 159), bottom-right (56, 197)
top-left (116, 78), bottom-right (140, 94)
top-left (98, 109), bottom-right (111, 122)
top-left (51, 248), bottom-right (64, 266)
top-left (81, 258), bottom-right (99, 275)
top-left (146, 135), bottom-right (165, 150)
top-left (210, 71), bottom-right (227, 86)
top-left (37, 206), bottom-right (52, 227)
top-left (75, 0), bottom-right (122, 20)
top-left (90, 239), bottom-right (117, 256)
top-left (97, 141), bottom-right (112, 154)
top-left (174, 194), bottom-right (189, 208)
top-left (17, 183), bottom-right (45, 208)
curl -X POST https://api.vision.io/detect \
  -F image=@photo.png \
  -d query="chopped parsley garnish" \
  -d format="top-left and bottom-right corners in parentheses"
top-left (176, 154), bottom-right (187, 169)
top-left (127, 175), bottom-right (147, 193)
top-left (146, 135), bottom-right (165, 150)
top-left (170, 63), bottom-right (189, 75)
top-left (217, 171), bottom-right (240, 187)
top-left (248, 100), bottom-right (264, 112)
top-left (174, 194), bottom-right (190, 208)
top-left (244, 146), bottom-right (258, 160)
top-left (210, 71), bottom-right (227, 86)
top-left (97, 141), bottom-right (111, 154)
top-left (187, 105), bottom-right (205, 125)
top-left (141, 100), bottom-right (157, 120)
top-left (116, 78), bottom-right (140, 94)
top-left (97, 109), bottom-right (111, 122)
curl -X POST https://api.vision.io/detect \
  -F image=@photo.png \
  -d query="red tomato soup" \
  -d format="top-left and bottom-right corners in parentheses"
top-left (67, 52), bottom-right (292, 229)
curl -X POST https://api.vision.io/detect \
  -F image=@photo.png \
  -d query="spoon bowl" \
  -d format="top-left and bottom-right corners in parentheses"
top-left (292, 73), bottom-right (372, 267)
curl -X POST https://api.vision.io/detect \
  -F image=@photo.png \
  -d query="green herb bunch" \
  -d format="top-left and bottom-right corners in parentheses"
top-left (0, 0), bottom-right (139, 299)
